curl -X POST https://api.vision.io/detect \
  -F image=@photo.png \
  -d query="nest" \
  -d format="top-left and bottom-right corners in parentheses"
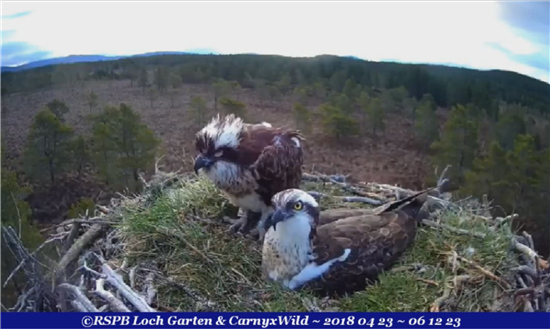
top-left (3, 165), bottom-right (549, 312)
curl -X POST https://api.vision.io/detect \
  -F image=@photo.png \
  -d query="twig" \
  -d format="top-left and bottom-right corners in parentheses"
top-left (40, 218), bottom-right (117, 233)
top-left (11, 192), bottom-right (22, 239)
top-left (430, 275), bottom-right (476, 312)
top-left (144, 273), bottom-right (157, 306)
top-left (422, 219), bottom-right (487, 239)
top-left (306, 191), bottom-right (382, 206)
top-left (456, 255), bottom-right (511, 289)
top-left (129, 266), bottom-right (138, 289)
top-left (93, 279), bottom-right (130, 312)
top-left (417, 278), bottom-right (439, 286)
top-left (3, 235), bottom-right (64, 288)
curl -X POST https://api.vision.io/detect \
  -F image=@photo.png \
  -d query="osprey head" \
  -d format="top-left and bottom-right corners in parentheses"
top-left (194, 114), bottom-right (244, 174)
top-left (268, 189), bottom-right (320, 232)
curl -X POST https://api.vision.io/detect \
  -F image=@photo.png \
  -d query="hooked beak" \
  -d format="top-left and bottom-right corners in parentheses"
top-left (194, 155), bottom-right (213, 174)
top-left (270, 209), bottom-right (289, 231)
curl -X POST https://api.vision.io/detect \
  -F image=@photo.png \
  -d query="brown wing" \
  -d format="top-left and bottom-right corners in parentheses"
top-left (318, 208), bottom-right (374, 226)
top-left (305, 191), bottom-right (430, 296)
top-left (248, 130), bottom-right (304, 206)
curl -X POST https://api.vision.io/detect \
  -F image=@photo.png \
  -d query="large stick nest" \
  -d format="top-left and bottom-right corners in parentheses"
top-left (3, 164), bottom-right (549, 312)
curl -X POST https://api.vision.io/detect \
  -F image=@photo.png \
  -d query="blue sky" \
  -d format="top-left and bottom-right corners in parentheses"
top-left (1, 1), bottom-right (548, 83)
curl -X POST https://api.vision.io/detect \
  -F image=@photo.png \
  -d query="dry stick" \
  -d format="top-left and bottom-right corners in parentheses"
top-left (430, 275), bottom-right (476, 312)
top-left (421, 219), bottom-right (487, 239)
top-left (10, 192), bottom-right (22, 239)
top-left (40, 218), bottom-right (117, 233)
top-left (70, 300), bottom-right (89, 312)
top-left (456, 255), bottom-right (511, 289)
top-left (522, 232), bottom-right (535, 250)
top-left (97, 256), bottom-right (156, 312)
top-left (512, 266), bottom-right (538, 281)
top-left (366, 182), bottom-right (451, 210)
top-left (144, 273), bottom-right (157, 306)
top-left (93, 279), bottom-right (131, 312)
top-left (62, 222), bottom-right (82, 254)
top-left (57, 283), bottom-right (99, 312)
top-left (306, 191), bottom-right (382, 206)
top-left (512, 238), bottom-right (549, 270)
top-left (54, 224), bottom-right (108, 285)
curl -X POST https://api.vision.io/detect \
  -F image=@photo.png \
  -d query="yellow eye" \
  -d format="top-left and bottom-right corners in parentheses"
top-left (293, 201), bottom-right (303, 211)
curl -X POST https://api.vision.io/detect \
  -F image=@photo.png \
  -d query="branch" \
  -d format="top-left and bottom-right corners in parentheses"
top-left (97, 255), bottom-right (156, 312)
top-left (421, 219), bottom-right (487, 239)
top-left (40, 217), bottom-right (117, 233)
top-left (3, 235), bottom-right (64, 288)
top-left (57, 283), bottom-right (99, 312)
top-left (54, 224), bottom-right (108, 284)
top-left (512, 238), bottom-right (549, 270)
top-left (93, 279), bottom-right (130, 312)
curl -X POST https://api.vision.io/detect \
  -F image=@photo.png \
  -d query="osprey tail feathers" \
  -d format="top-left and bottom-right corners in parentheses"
top-left (374, 187), bottom-right (434, 221)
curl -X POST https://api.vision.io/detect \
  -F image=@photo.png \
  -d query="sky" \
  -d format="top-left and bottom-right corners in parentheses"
top-left (1, 1), bottom-right (549, 83)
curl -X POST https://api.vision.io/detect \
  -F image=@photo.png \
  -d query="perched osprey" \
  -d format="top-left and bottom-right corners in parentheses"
top-left (194, 114), bottom-right (304, 240)
top-left (262, 188), bottom-right (430, 296)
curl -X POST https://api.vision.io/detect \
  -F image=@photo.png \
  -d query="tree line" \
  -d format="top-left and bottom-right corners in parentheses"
top-left (2, 54), bottom-right (548, 114)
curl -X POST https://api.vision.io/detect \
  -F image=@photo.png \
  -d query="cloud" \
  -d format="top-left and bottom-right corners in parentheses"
top-left (0, 2), bottom-right (547, 83)
top-left (1, 42), bottom-right (52, 66)
top-left (1, 10), bottom-right (31, 20)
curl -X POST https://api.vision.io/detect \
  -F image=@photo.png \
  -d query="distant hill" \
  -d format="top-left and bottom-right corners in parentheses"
top-left (1, 55), bottom-right (123, 72)
top-left (1, 50), bottom-right (219, 73)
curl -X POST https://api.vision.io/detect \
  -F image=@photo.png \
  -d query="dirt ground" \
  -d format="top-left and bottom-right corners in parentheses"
top-left (1, 80), bottom-right (430, 224)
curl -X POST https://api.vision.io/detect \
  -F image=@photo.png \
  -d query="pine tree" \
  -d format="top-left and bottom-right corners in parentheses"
top-left (414, 101), bottom-right (439, 150)
top-left (292, 102), bottom-right (312, 135)
top-left (276, 73), bottom-right (292, 95)
top-left (220, 98), bottom-right (247, 119)
top-left (430, 104), bottom-right (479, 185)
top-left (23, 109), bottom-right (74, 183)
top-left (358, 91), bottom-right (371, 134)
top-left (138, 68), bottom-right (148, 91)
top-left (90, 104), bottom-right (160, 189)
top-left (86, 91), bottom-right (98, 113)
top-left (69, 135), bottom-right (90, 178)
top-left (212, 78), bottom-right (230, 111)
top-left (366, 98), bottom-right (385, 135)
top-left (46, 99), bottom-right (69, 122)
top-left (147, 88), bottom-right (158, 108)
top-left (154, 66), bottom-right (169, 92)
top-left (191, 96), bottom-right (207, 128)
top-left (320, 104), bottom-right (359, 140)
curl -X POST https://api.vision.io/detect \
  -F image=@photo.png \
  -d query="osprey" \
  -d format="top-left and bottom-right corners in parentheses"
top-left (262, 188), bottom-right (431, 296)
top-left (194, 114), bottom-right (304, 240)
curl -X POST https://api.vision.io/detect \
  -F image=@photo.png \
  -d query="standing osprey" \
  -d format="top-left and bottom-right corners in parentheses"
top-left (262, 188), bottom-right (430, 296)
top-left (194, 114), bottom-right (304, 240)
